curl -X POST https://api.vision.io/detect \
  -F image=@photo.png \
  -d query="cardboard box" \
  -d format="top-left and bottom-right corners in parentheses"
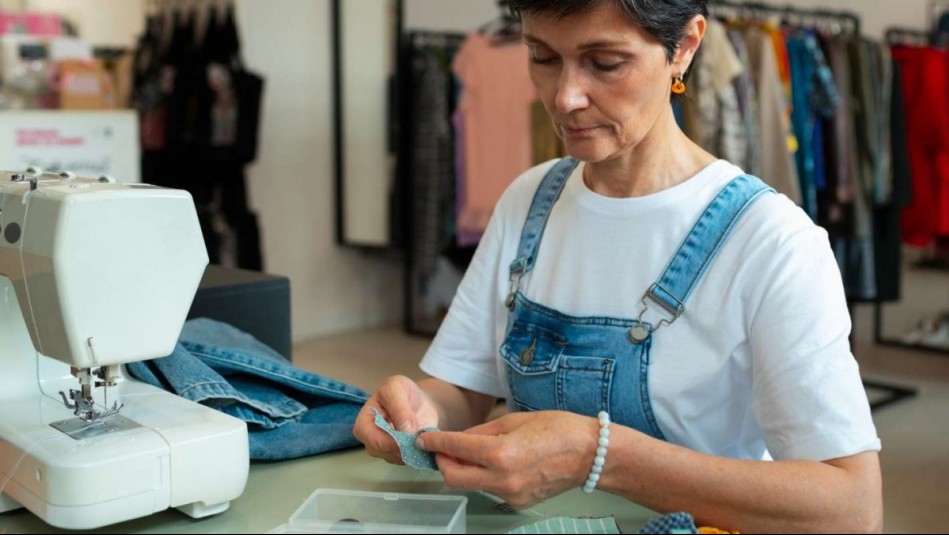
top-left (57, 59), bottom-right (115, 110)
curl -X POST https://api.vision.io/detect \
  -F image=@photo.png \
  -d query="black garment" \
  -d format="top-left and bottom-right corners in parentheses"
top-left (192, 152), bottom-right (262, 270)
top-left (134, 4), bottom-right (265, 271)
top-left (874, 62), bottom-right (913, 302)
top-left (409, 45), bottom-right (455, 282)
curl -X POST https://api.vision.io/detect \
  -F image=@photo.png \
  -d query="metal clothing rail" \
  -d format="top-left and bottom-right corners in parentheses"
top-left (710, 0), bottom-right (861, 36)
top-left (885, 27), bottom-right (934, 47)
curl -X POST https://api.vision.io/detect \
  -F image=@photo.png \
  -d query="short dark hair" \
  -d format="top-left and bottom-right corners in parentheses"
top-left (506, 0), bottom-right (709, 63)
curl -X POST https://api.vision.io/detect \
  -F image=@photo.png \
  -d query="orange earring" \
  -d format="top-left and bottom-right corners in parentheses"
top-left (672, 76), bottom-right (686, 95)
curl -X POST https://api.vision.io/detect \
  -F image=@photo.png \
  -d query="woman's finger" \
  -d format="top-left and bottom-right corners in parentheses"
top-left (377, 376), bottom-right (420, 433)
top-left (418, 431), bottom-right (498, 465)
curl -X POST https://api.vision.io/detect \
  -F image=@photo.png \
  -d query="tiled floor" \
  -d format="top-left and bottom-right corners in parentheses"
top-left (293, 265), bottom-right (949, 534)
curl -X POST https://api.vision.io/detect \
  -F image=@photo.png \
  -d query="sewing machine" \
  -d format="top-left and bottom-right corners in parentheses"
top-left (0, 170), bottom-right (249, 529)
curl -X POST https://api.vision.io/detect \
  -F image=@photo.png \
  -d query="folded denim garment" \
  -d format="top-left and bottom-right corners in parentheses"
top-left (127, 318), bottom-right (370, 460)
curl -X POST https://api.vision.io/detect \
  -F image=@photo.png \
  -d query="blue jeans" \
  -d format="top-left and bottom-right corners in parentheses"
top-left (127, 318), bottom-right (369, 460)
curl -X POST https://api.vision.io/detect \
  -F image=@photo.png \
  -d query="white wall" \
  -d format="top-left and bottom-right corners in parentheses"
top-left (235, 0), bottom-right (402, 340)
top-left (404, 0), bottom-right (497, 32)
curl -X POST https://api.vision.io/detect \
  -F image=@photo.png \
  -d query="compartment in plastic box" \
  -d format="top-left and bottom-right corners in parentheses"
top-left (269, 489), bottom-right (467, 534)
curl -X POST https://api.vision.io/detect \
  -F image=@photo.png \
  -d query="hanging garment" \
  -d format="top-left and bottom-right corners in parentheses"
top-left (499, 158), bottom-right (772, 439)
top-left (682, 19), bottom-right (747, 168)
top-left (166, 7), bottom-right (202, 149)
top-left (453, 33), bottom-right (537, 237)
top-left (891, 45), bottom-right (949, 246)
top-left (825, 37), bottom-right (880, 302)
top-left (849, 38), bottom-right (883, 237)
top-left (409, 43), bottom-right (456, 281)
top-left (454, 108), bottom-right (483, 247)
top-left (740, 26), bottom-right (801, 203)
top-left (786, 29), bottom-right (840, 221)
top-left (765, 24), bottom-right (793, 100)
top-left (875, 47), bottom-right (895, 206)
top-left (127, 319), bottom-right (369, 460)
top-left (822, 35), bottom-right (858, 211)
top-left (727, 26), bottom-right (763, 176)
top-left (874, 61), bottom-right (913, 302)
top-left (134, 12), bottom-right (171, 152)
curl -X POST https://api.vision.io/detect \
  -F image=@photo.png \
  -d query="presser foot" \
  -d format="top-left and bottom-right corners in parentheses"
top-left (58, 389), bottom-right (124, 422)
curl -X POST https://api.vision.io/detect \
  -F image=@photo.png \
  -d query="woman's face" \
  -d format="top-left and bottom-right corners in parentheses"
top-left (522, 3), bottom-right (700, 163)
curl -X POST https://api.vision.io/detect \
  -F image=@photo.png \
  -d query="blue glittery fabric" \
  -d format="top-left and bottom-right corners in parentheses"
top-left (637, 512), bottom-right (698, 534)
top-left (370, 408), bottom-right (440, 471)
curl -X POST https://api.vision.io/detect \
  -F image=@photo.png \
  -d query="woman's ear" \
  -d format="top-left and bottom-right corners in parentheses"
top-left (673, 15), bottom-right (707, 76)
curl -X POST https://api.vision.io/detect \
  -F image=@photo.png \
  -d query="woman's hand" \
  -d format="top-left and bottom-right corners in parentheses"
top-left (417, 411), bottom-right (598, 508)
top-left (352, 375), bottom-right (441, 465)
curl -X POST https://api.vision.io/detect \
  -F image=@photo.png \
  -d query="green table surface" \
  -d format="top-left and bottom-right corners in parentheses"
top-left (0, 447), bottom-right (657, 534)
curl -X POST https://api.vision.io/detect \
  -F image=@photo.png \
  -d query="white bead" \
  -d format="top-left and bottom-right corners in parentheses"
top-left (582, 413), bottom-right (610, 494)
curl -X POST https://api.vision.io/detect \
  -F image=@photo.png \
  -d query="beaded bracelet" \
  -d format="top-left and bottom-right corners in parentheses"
top-left (582, 411), bottom-right (610, 494)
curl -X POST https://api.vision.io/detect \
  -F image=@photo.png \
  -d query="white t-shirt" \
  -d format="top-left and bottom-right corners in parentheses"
top-left (420, 159), bottom-right (881, 462)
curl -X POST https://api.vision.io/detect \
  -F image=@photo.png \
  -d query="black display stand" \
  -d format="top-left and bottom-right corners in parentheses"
top-left (190, 265), bottom-right (292, 361)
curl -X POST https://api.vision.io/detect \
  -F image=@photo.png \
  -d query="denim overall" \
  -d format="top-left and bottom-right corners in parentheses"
top-left (500, 158), bottom-right (774, 439)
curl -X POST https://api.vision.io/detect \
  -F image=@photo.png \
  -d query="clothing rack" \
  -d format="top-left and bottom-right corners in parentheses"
top-left (704, 4), bottom-right (919, 410)
top-left (870, 27), bottom-right (949, 360)
top-left (710, 0), bottom-right (861, 36)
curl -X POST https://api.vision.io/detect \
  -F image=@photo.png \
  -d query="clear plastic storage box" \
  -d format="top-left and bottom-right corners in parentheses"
top-left (269, 489), bottom-right (468, 534)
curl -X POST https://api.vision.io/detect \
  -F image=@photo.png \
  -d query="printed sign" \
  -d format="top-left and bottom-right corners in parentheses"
top-left (0, 111), bottom-right (139, 182)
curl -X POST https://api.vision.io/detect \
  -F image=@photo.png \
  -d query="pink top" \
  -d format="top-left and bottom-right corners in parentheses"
top-left (453, 33), bottom-right (537, 236)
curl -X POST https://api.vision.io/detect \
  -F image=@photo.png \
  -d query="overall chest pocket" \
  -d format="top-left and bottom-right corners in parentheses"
top-left (500, 323), bottom-right (615, 416)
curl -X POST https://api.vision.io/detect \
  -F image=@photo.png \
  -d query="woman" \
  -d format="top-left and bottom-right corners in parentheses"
top-left (353, 1), bottom-right (882, 532)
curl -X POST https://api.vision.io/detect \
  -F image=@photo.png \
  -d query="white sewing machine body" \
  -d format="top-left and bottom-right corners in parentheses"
top-left (0, 170), bottom-right (248, 529)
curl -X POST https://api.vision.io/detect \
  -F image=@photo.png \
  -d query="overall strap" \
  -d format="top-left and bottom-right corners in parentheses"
top-left (505, 157), bottom-right (581, 308)
top-left (639, 175), bottom-right (775, 330)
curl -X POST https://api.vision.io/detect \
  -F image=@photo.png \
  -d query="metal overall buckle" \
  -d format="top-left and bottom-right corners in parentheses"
top-left (505, 272), bottom-right (522, 310)
top-left (630, 284), bottom-right (685, 344)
